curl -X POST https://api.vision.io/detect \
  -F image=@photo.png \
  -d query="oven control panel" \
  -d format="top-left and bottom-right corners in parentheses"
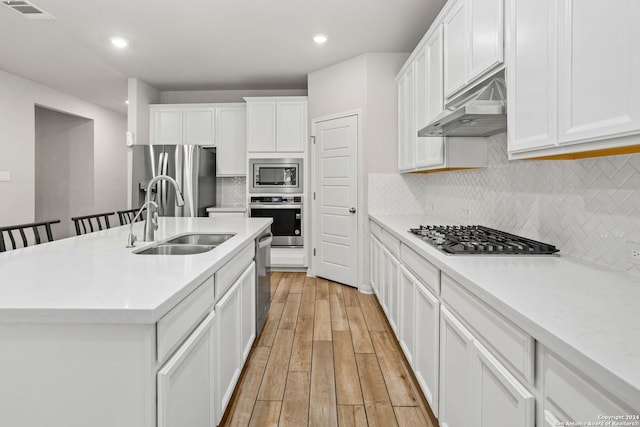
top-left (250, 196), bottom-right (302, 205)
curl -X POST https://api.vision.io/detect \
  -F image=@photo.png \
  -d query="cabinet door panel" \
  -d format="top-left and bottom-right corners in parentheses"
top-left (558, 0), bottom-right (640, 144)
top-left (443, 0), bottom-right (468, 97)
top-left (473, 342), bottom-right (534, 427)
top-left (415, 48), bottom-right (429, 168)
top-left (276, 102), bottom-right (306, 152)
top-left (414, 279), bottom-right (440, 415)
top-left (439, 307), bottom-right (474, 427)
top-left (215, 278), bottom-right (242, 418)
top-left (185, 107), bottom-right (215, 146)
top-left (247, 102), bottom-right (276, 152)
top-left (468, 0), bottom-right (504, 81)
top-left (157, 310), bottom-right (216, 427)
top-left (240, 263), bottom-right (256, 362)
top-left (386, 251), bottom-right (399, 334)
top-left (507, 0), bottom-right (558, 152)
top-left (216, 107), bottom-right (247, 176)
top-left (425, 26), bottom-right (445, 167)
top-left (152, 108), bottom-right (183, 145)
top-left (398, 266), bottom-right (415, 365)
top-left (378, 246), bottom-right (389, 315)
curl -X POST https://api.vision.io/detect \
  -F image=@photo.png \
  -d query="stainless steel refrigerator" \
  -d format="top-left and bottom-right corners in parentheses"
top-left (132, 145), bottom-right (216, 217)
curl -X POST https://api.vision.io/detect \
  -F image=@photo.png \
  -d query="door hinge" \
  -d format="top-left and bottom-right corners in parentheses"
top-left (313, 192), bottom-right (316, 200)
top-left (311, 136), bottom-right (316, 144)
top-left (313, 248), bottom-right (316, 256)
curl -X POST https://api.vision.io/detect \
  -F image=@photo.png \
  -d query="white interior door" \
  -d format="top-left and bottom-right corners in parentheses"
top-left (313, 115), bottom-right (358, 287)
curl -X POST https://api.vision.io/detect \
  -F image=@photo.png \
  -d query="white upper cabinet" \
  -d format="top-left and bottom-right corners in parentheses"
top-left (150, 105), bottom-right (216, 146)
top-left (443, 0), bottom-right (468, 98)
top-left (557, 0), bottom-right (640, 145)
top-left (422, 26), bottom-right (446, 168)
top-left (245, 97), bottom-right (307, 153)
top-left (397, 67), bottom-right (416, 171)
top-left (216, 105), bottom-right (247, 176)
top-left (508, 0), bottom-right (640, 159)
top-left (444, 0), bottom-right (504, 99)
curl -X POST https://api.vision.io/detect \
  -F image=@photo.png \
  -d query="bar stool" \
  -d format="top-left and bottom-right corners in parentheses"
top-left (116, 208), bottom-right (144, 226)
top-left (70, 212), bottom-right (115, 235)
top-left (0, 219), bottom-right (61, 252)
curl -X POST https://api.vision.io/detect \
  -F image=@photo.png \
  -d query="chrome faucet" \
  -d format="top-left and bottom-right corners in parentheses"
top-left (126, 175), bottom-right (185, 247)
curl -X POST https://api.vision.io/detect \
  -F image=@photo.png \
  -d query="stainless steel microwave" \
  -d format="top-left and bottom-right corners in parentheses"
top-left (249, 158), bottom-right (303, 194)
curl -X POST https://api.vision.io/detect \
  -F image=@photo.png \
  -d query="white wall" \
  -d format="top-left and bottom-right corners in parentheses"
top-left (127, 78), bottom-right (160, 146)
top-left (0, 69), bottom-right (127, 226)
top-left (307, 52), bottom-right (408, 291)
top-left (35, 107), bottom-right (94, 238)
top-left (160, 89), bottom-right (307, 104)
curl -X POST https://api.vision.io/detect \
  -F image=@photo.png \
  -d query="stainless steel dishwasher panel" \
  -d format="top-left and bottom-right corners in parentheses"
top-left (256, 230), bottom-right (272, 336)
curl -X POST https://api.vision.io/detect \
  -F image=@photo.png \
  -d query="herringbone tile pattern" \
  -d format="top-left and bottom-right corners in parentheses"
top-left (369, 133), bottom-right (640, 274)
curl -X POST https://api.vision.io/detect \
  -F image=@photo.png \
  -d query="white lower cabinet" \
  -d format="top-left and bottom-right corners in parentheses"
top-left (439, 306), bottom-right (534, 427)
top-left (240, 263), bottom-right (256, 363)
top-left (386, 249), bottom-right (399, 334)
top-left (413, 276), bottom-right (440, 415)
top-left (215, 271), bottom-right (243, 421)
top-left (439, 306), bottom-right (474, 427)
top-left (540, 347), bottom-right (634, 426)
top-left (398, 266), bottom-right (416, 365)
top-left (157, 310), bottom-right (217, 427)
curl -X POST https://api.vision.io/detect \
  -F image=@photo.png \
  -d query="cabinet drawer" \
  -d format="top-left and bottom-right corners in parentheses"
top-left (380, 229), bottom-right (401, 258)
top-left (215, 243), bottom-right (255, 301)
top-left (369, 220), bottom-right (382, 240)
top-left (157, 276), bottom-right (215, 363)
top-left (400, 243), bottom-right (440, 295)
top-left (441, 274), bottom-right (534, 383)
top-left (542, 349), bottom-right (634, 423)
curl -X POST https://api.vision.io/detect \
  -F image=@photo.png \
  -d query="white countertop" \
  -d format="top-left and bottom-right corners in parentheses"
top-left (0, 217), bottom-right (271, 324)
top-left (206, 206), bottom-right (247, 212)
top-left (370, 213), bottom-right (640, 411)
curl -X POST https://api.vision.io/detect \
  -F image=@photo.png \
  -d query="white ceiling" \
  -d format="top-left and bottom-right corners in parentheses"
top-left (0, 0), bottom-right (446, 113)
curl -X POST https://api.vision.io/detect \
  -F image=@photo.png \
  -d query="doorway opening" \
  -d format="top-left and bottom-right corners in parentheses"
top-left (34, 106), bottom-right (94, 238)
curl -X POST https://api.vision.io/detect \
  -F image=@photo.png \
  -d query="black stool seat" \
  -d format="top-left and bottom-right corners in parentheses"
top-left (0, 219), bottom-right (61, 252)
top-left (71, 212), bottom-right (115, 235)
top-left (117, 208), bottom-right (144, 226)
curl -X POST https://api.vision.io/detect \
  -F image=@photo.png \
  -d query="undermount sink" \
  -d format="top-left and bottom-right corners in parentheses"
top-left (165, 233), bottom-right (236, 246)
top-left (133, 233), bottom-right (236, 255)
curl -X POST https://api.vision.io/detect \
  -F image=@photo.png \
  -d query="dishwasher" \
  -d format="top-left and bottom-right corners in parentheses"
top-left (255, 230), bottom-right (272, 336)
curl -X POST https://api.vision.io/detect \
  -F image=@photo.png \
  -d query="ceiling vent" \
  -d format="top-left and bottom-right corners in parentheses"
top-left (2, 0), bottom-right (56, 20)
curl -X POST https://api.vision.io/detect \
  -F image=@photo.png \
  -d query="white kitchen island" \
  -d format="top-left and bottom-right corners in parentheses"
top-left (0, 216), bottom-right (271, 427)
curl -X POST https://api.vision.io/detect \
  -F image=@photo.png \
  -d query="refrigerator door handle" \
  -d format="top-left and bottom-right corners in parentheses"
top-left (161, 150), bottom-right (169, 213)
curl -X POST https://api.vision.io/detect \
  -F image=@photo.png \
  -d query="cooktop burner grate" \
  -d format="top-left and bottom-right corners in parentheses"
top-left (408, 225), bottom-right (559, 255)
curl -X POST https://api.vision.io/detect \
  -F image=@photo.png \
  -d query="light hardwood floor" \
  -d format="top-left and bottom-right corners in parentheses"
top-left (220, 272), bottom-right (439, 427)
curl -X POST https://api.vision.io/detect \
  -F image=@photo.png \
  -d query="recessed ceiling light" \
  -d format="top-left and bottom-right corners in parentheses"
top-left (110, 37), bottom-right (128, 49)
top-left (313, 34), bottom-right (328, 45)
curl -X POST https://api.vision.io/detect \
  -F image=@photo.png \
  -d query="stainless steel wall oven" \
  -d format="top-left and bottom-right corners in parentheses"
top-left (249, 196), bottom-right (302, 247)
top-left (249, 158), bottom-right (302, 194)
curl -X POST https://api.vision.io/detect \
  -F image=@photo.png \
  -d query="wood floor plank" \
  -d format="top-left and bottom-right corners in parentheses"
top-left (329, 293), bottom-right (349, 331)
top-left (289, 291), bottom-right (314, 372)
top-left (255, 302), bottom-right (285, 347)
top-left (278, 293), bottom-right (301, 330)
top-left (278, 371), bottom-right (309, 427)
top-left (358, 292), bottom-right (389, 332)
top-left (301, 275), bottom-right (317, 304)
top-left (289, 272), bottom-right (305, 294)
top-left (316, 277), bottom-right (330, 301)
top-left (248, 400), bottom-right (281, 427)
top-left (347, 306), bottom-right (374, 353)
top-left (313, 299), bottom-right (332, 341)
top-left (257, 329), bottom-right (295, 401)
top-left (333, 330), bottom-right (363, 405)
top-left (355, 353), bottom-right (391, 405)
top-left (370, 331), bottom-right (419, 406)
top-left (270, 271), bottom-right (284, 287)
top-left (337, 405), bottom-right (368, 427)
top-left (394, 406), bottom-right (433, 427)
top-left (309, 341), bottom-right (337, 427)
top-left (272, 273), bottom-right (293, 303)
top-left (342, 285), bottom-right (361, 307)
top-left (220, 346), bottom-right (271, 427)
top-left (364, 402), bottom-right (399, 427)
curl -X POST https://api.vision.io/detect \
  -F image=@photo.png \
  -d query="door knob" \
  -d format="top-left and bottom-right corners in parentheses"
top-left (349, 207), bottom-right (356, 214)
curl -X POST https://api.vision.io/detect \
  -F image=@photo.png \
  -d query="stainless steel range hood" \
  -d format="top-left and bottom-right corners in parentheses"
top-left (418, 78), bottom-right (507, 137)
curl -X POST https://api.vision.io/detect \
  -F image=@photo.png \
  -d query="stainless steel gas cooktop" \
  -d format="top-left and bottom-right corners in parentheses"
top-left (409, 225), bottom-right (559, 256)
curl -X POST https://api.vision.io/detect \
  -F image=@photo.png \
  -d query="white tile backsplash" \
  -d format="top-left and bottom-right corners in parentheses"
top-left (219, 176), bottom-right (246, 207)
top-left (369, 133), bottom-right (640, 275)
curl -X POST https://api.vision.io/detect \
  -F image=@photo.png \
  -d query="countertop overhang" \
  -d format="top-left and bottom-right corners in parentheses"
top-left (0, 217), bottom-right (271, 324)
top-left (370, 213), bottom-right (640, 412)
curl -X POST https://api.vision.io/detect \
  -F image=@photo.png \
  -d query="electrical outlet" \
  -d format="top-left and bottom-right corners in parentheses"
top-left (0, 171), bottom-right (10, 182)
top-left (626, 241), bottom-right (640, 264)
